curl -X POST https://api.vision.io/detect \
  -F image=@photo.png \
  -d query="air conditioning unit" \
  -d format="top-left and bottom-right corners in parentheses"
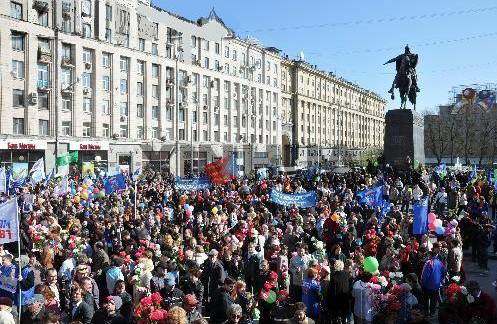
top-left (217, 66), bottom-right (223, 72)
top-left (30, 93), bottom-right (38, 105)
top-left (214, 106), bottom-right (219, 112)
top-left (120, 116), bottom-right (127, 122)
top-left (85, 62), bottom-right (92, 70)
top-left (112, 133), bottom-right (120, 139)
top-left (210, 81), bottom-right (215, 88)
top-left (83, 88), bottom-right (90, 94)
top-left (203, 105), bottom-right (208, 110)
top-left (186, 76), bottom-right (191, 83)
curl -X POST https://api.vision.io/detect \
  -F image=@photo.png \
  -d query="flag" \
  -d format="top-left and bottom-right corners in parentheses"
top-left (257, 168), bottom-right (268, 180)
top-left (356, 186), bottom-right (383, 208)
top-left (0, 199), bottom-right (19, 244)
top-left (413, 198), bottom-right (429, 235)
top-left (81, 162), bottom-right (94, 176)
top-left (434, 164), bottom-right (447, 179)
top-left (104, 174), bottom-right (127, 195)
top-left (56, 151), bottom-right (78, 167)
top-left (43, 169), bottom-right (54, 187)
top-left (30, 158), bottom-right (46, 184)
top-left (54, 176), bottom-right (69, 196)
top-left (205, 156), bottom-right (235, 185)
top-left (468, 165), bottom-right (477, 184)
top-left (132, 166), bottom-right (142, 181)
top-left (378, 199), bottom-right (391, 225)
top-left (0, 167), bottom-right (6, 194)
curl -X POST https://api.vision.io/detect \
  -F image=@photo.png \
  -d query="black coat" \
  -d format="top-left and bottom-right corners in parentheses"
top-left (201, 259), bottom-right (226, 299)
top-left (71, 301), bottom-right (94, 324)
top-left (91, 310), bottom-right (127, 324)
top-left (327, 270), bottom-right (352, 316)
top-left (209, 288), bottom-right (234, 324)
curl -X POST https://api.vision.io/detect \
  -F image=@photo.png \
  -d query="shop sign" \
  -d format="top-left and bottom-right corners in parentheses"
top-left (0, 139), bottom-right (47, 150)
top-left (69, 141), bottom-right (109, 151)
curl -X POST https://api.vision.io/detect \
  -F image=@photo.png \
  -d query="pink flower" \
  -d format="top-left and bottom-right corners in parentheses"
top-left (140, 296), bottom-right (152, 307)
top-left (149, 309), bottom-right (167, 321)
top-left (151, 292), bottom-right (162, 305)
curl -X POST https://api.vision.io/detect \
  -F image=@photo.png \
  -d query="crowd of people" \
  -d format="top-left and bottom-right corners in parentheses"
top-left (1, 162), bottom-right (497, 324)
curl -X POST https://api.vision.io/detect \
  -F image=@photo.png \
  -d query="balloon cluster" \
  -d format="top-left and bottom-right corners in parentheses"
top-left (428, 213), bottom-right (444, 235)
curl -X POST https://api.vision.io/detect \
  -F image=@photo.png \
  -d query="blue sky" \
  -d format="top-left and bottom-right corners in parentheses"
top-left (155, 0), bottom-right (497, 112)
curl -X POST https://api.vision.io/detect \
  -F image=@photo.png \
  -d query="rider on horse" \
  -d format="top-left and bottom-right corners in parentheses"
top-left (384, 45), bottom-right (420, 98)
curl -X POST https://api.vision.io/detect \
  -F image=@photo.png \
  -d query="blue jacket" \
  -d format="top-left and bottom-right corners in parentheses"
top-left (421, 256), bottom-right (446, 290)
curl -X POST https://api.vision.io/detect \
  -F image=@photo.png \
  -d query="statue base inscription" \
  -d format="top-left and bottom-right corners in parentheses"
top-left (384, 109), bottom-right (425, 169)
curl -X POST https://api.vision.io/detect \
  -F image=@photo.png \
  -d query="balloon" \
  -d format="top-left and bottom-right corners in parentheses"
top-left (74, 196), bottom-right (81, 204)
top-left (363, 256), bottom-right (379, 274)
top-left (98, 191), bottom-right (105, 198)
top-left (93, 188), bottom-right (99, 194)
top-left (184, 204), bottom-right (190, 211)
top-left (428, 222), bottom-right (437, 231)
top-left (331, 213), bottom-right (340, 222)
top-left (433, 219), bottom-right (443, 228)
top-left (435, 226), bottom-right (445, 235)
top-left (81, 192), bottom-right (89, 200)
top-left (82, 183), bottom-right (88, 189)
top-left (189, 205), bottom-right (194, 212)
top-left (428, 213), bottom-right (437, 223)
top-left (185, 209), bottom-right (192, 217)
top-left (212, 207), bottom-right (218, 214)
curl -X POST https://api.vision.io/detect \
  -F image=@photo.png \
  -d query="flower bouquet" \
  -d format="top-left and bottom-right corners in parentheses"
top-left (438, 282), bottom-right (471, 324)
top-left (134, 292), bottom-right (168, 324)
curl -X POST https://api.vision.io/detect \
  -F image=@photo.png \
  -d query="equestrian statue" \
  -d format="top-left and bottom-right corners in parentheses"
top-left (384, 45), bottom-right (419, 110)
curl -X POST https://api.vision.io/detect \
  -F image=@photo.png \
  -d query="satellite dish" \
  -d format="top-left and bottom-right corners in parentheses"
top-left (299, 51), bottom-right (305, 61)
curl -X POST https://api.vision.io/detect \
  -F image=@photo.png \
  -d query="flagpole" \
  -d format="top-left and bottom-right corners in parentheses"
top-left (15, 199), bottom-right (21, 324)
top-left (134, 181), bottom-right (137, 220)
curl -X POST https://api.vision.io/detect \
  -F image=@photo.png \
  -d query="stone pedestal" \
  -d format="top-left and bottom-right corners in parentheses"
top-left (384, 109), bottom-right (425, 169)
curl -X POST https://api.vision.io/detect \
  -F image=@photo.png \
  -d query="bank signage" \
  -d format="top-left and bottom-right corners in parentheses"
top-left (69, 141), bottom-right (109, 151)
top-left (0, 139), bottom-right (47, 150)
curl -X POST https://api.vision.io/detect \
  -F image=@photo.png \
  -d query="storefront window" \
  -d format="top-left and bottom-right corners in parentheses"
top-left (142, 151), bottom-right (170, 171)
top-left (0, 150), bottom-right (44, 170)
top-left (184, 151), bottom-right (207, 175)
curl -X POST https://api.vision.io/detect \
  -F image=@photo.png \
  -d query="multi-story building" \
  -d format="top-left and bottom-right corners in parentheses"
top-left (281, 59), bottom-right (386, 167)
top-left (0, 0), bottom-right (282, 175)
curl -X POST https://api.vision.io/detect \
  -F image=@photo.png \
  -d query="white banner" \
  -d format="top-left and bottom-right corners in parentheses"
top-left (0, 167), bottom-right (6, 193)
top-left (0, 199), bottom-right (19, 244)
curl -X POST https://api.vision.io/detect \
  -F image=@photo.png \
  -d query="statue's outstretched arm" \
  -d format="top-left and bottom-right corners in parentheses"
top-left (383, 57), bottom-right (397, 65)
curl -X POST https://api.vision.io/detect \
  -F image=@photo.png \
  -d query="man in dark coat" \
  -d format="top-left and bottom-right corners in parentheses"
top-left (91, 295), bottom-right (126, 324)
top-left (464, 281), bottom-right (497, 324)
top-left (327, 261), bottom-right (352, 324)
top-left (70, 286), bottom-right (94, 324)
top-left (200, 249), bottom-right (226, 302)
top-left (20, 294), bottom-right (46, 324)
top-left (209, 277), bottom-right (235, 324)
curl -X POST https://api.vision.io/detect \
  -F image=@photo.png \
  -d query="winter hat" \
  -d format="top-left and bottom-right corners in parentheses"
top-left (105, 295), bottom-right (122, 310)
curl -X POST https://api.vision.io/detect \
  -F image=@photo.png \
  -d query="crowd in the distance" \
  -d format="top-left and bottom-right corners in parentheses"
top-left (1, 162), bottom-right (497, 324)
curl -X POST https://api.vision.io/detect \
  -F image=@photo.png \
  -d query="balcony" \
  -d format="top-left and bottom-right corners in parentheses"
top-left (38, 48), bottom-right (51, 63)
top-left (33, 0), bottom-right (49, 12)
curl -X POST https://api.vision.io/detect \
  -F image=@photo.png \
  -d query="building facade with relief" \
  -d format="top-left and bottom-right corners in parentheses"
top-left (0, 0), bottom-right (282, 175)
top-left (281, 59), bottom-right (386, 167)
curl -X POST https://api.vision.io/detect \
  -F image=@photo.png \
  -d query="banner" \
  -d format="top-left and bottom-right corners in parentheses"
top-left (270, 190), bottom-right (317, 208)
top-left (104, 174), bottom-right (127, 195)
top-left (257, 168), bottom-right (268, 180)
top-left (356, 185), bottom-right (383, 208)
top-left (54, 177), bottom-right (69, 196)
top-left (56, 151), bottom-right (78, 167)
top-left (0, 199), bottom-right (19, 244)
top-left (0, 274), bottom-right (17, 293)
top-left (82, 162), bottom-right (95, 176)
top-left (413, 198), bottom-right (429, 235)
top-left (175, 177), bottom-right (211, 191)
top-left (12, 162), bottom-right (28, 180)
top-left (30, 158), bottom-right (45, 184)
top-left (0, 167), bottom-right (6, 193)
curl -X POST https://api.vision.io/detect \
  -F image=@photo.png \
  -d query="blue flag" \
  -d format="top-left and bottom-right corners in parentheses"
top-left (356, 185), bottom-right (383, 208)
top-left (104, 174), bottom-right (127, 195)
top-left (43, 169), bottom-right (54, 187)
top-left (378, 199), bottom-right (391, 225)
top-left (468, 165), bottom-right (477, 183)
top-left (174, 177), bottom-right (211, 191)
top-left (270, 190), bottom-right (317, 208)
top-left (413, 198), bottom-right (429, 235)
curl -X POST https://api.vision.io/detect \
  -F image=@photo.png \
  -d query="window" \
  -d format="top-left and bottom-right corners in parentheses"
top-left (102, 76), bottom-right (110, 91)
top-left (11, 32), bottom-right (24, 51)
top-left (106, 4), bottom-right (112, 20)
top-left (152, 43), bottom-right (158, 55)
top-left (224, 115), bottom-right (228, 126)
top-left (61, 68), bottom-right (72, 88)
top-left (166, 107), bottom-right (172, 121)
top-left (137, 104), bottom-right (144, 118)
top-left (11, 60), bottom-right (24, 79)
top-left (232, 49), bottom-right (237, 61)
top-left (102, 99), bottom-right (110, 114)
top-left (193, 130), bottom-right (197, 141)
top-left (214, 114), bottom-right (220, 126)
top-left (178, 129), bottom-right (185, 140)
top-left (62, 121), bottom-right (71, 135)
top-left (202, 112), bottom-right (208, 123)
top-left (137, 82), bottom-right (144, 96)
top-left (152, 64), bottom-right (159, 78)
top-left (82, 73), bottom-right (92, 88)
top-left (102, 124), bottom-right (110, 137)
top-left (120, 57), bottom-right (129, 72)
top-left (38, 92), bottom-right (48, 110)
top-left (203, 39), bottom-right (209, 51)
top-left (152, 127), bottom-right (160, 139)
top-left (138, 38), bottom-right (145, 51)
top-left (152, 85), bottom-right (159, 98)
top-left (83, 122), bottom-right (91, 137)
top-left (37, 64), bottom-right (49, 89)
top-left (83, 49), bottom-right (92, 63)
top-left (13, 118), bottom-right (24, 134)
top-left (152, 106), bottom-right (159, 120)
top-left (215, 42), bottom-right (220, 54)
top-left (119, 125), bottom-right (128, 138)
top-left (120, 102), bottom-right (128, 116)
top-left (82, 24), bottom-right (91, 38)
top-left (204, 57), bottom-right (209, 69)
top-left (137, 126), bottom-right (144, 139)
top-left (178, 109), bottom-right (185, 122)
top-left (102, 53), bottom-right (110, 67)
top-left (120, 79), bottom-right (127, 94)
top-left (191, 36), bottom-right (197, 48)
top-left (192, 110), bottom-right (197, 123)
top-left (10, 2), bottom-right (22, 20)
top-left (203, 130), bottom-right (208, 141)
top-left (137, 60), bottom-right (145, 75)
top-left (224, 46), bottom-right (229, 58)
top-left (39, 120), bottom-right (49, 135)
top-left (215, 60), bottom-right (220, 71)
top-left (83, 97), bottom-right (91, 113)
top-left (214, 131), bottom-right (220, 141)
top-left (13, 89), bottom-right (24, 107)
top-left (38, 11), bottom-right (48, 26)
top-left (62, 95), bottom-right (72, 111)
top-left (105, 28), bottom-right (112, 42)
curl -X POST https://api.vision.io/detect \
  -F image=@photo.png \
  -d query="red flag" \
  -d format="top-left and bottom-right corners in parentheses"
top-left (205, 156), bottom-right (233, 184)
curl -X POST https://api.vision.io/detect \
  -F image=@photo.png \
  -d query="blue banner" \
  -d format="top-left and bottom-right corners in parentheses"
top-left (175, 177), bottom-right (211, 191)
top-left (104, 174), bottom-right (127, 195)
top-left (413, 198), bottom-right (429, 235)
top-left (356, 185), bottom-right (383, 208)
top-left (270, 190), bottom-right (317, 208)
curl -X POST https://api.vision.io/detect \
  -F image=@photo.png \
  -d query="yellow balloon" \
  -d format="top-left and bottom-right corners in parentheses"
top-left (212, 207), bottom-right (218, 214)
top-left (331, 213), bottom-right (339, 222)
top-left (74, 196), bottom-right (81, 204)
top-left (81, 192), bottom-right (89, 200)
top-left (82, 183), bottom-right (88, 189)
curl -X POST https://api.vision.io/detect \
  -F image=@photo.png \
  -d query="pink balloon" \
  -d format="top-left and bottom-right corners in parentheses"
top-left (428, 223), bottom-right (436, 231)
top-left (428, 213), bottom-right (437, 223)
top-left (185, 209), bottom-right (192, 217)
top-left (433, 219), bottom-right (443, 228)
